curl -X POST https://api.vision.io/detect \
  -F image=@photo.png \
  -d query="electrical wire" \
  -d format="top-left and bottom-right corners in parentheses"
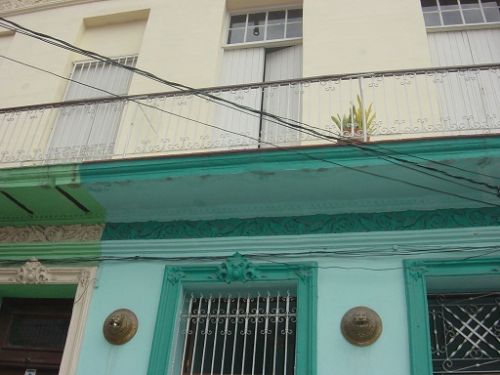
top-left (1, 16), bottom-right (499, 191)
top-left (1, 53), bottom-right (500, 207)
top-left (0, 245), bottom-right (497, 271)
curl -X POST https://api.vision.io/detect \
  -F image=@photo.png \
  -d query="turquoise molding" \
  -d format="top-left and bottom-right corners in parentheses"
top-left (80, 136), bottom-right (500, 183)
top-left (147, 253), bottom-right (317, 375)
top-left (403, 258), bottom-right (500, 375)
top-left (103, 207), bottom-right (500, 240)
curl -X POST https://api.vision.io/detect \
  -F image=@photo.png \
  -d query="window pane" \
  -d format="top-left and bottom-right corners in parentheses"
top-left (463, 8), bottom-right (485, 21)
top-left (421, 0), bottom-right (438, 11)
top-left (287, 9), bottom-right (303, 22)
top-left (268, 11), bottom-right (286, 24)
top-left (424, 12), bottom-right (442, 25)
top-left (267, 24), bottom-right (285, 40)
top-left (440, 0), bottom-right (460, 9)
top-left (228, 28), bottom-right (245, 44)
top-left (460, 0), bottom-right (480, 8)
top-left (230, 15), bottom-right (247, 28)
top-left (286, 22), bottom-right (302, 38)
top-left (248, 12), bottom-right (266, 27)
top-left (246, 25), bottom-right (264, 42)
top-left (483, 5), bottom-right (500, 20)
top-left (480, 0), bottom-right (500, 6)
top-left (442, 10), bottom-right (463, 23)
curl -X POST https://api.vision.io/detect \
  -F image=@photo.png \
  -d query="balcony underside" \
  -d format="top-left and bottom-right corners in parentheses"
top-left (0, 136), bottom-right (499, 227)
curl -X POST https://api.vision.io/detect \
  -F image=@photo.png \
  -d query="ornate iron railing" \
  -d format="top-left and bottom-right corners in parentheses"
top-left (0, 63), bottom-right (499, 167)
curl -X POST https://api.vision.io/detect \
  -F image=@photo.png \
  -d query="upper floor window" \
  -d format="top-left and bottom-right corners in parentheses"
top-left (227, 9), bottom-right (303, 44)
top-left (421, 0), bottom-right (500, 27)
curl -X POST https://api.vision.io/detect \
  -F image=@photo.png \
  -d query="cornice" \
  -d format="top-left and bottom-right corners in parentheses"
top-left (102, 207), bottom-right (500, 241)
top-left (101, 226), bottom-right (500, 258)
top-left (0, 0), bottom-right (106, 16)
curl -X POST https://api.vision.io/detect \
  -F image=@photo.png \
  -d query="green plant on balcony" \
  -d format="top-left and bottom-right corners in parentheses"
top-left (331, 95), bottom-right (376, 141)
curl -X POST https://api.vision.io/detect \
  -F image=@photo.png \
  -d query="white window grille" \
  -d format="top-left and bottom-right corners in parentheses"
top-left (178, 291), bottom-right (297, 375)
top-left (421, 0), bottom-right (500, 27)
top-left (227, 9), bottom-right (302, 45)
top-left (46, 56), bottom-right (137, 162)
top-left (428, 292), bottom-right (500, 374)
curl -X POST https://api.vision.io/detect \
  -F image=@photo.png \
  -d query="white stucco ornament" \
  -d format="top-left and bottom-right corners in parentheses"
top-left (14, 257), bottom-right (49, 284)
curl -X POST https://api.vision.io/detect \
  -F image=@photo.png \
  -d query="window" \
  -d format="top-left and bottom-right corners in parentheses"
top-left (47, 56), bottom-right (137, 162)
top-left (421, 0), bottom-right (500, 27)
top-left (227, 9), bottom-right (303, 44)
top-left (180, 292), bottom-right (296, 375)
top-left (147, 253), bottom-right (316, 375)
top-left (427, 292), bottom-right (500, 374)
top-left (404, 258), bottom-right (500, 375)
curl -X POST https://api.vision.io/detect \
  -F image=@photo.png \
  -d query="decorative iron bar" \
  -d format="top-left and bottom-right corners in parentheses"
top-left (428, 292), bottom-right (500, 374)
top-left (178, 292), bottom-right (296, 375)
top-left (0, 63), bottom-right (499, 167)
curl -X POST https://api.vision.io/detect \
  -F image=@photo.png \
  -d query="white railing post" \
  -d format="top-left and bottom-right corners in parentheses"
top-left (358, 76), bottom-right (368, 142)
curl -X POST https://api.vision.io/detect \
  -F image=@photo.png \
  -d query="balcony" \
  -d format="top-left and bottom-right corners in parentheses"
top-left (0, 63), bottom-right (499, 168)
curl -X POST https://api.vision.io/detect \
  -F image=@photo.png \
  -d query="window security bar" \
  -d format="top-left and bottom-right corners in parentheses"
top-left (178, 292), bottom-right (297, 375)
top-left (428, 292), bottom-right (500, 374)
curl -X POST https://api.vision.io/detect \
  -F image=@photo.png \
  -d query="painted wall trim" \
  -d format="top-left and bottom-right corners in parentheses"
top-left (147, 253), bottom-right (317, 375)
top-left (102, 207), bottom-right (500, 240)
top-left (403, 257), bottom-right (500, 375)
top-left (0, 242), bottom-right (100, 259)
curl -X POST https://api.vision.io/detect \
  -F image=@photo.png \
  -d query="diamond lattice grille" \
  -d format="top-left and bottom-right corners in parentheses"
top-left (428, 293), bottom-right (500, 374)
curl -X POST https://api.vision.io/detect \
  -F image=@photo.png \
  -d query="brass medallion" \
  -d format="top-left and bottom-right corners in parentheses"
top-left (341, 306), bottom-right (382, 346)
top-left (103, 309), bottom-right (138, 345)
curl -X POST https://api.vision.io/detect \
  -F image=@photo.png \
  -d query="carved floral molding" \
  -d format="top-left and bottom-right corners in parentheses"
top-left (0, 224), bottom-right (103, 243)
top-left (0, 0), bottom-right (103, 15)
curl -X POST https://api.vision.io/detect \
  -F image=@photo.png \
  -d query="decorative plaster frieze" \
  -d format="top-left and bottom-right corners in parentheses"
top-left (0, 224), bottom-right (103, 243)
top-left (102, 207), bottom-right (500, 240)
top-left (0, 0), bottom-right (104, 16)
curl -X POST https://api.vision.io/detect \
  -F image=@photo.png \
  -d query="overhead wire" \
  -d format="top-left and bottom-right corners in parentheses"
top-left (1, 16), bottom-right (499, 191)
top-left (1, 18), bottom-right (500, 205)
top-left (1, 54), bottom-right (500, 208)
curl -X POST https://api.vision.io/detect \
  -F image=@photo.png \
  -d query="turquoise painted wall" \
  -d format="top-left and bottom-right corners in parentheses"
top-left (317, 258), bottom-right (410, 375)
top-left (76, 262), bottom-right (164, 375)
top-left (72, 226), bottom-right (500, 375)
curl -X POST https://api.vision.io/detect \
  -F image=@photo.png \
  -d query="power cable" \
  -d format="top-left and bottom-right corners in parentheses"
top-left (1, 17), bottom-right (499, 189)
top-left (1, 53), bottom-right (500, 207)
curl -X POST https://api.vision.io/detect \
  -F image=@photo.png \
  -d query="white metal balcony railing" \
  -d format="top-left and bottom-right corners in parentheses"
top-left (0, 63), bottom-right (499, 167)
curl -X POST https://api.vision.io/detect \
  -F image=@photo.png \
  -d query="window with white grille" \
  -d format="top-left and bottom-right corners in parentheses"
top-left (428, 292), bottom-right (500, 374)
top-left (47, 56), bottom-right (137, 161)
top-left (178, 291), bottom-right (297, 375)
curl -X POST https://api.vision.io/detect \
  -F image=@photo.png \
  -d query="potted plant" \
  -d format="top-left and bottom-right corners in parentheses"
top-left (331, 95), bottom-right (375, 142)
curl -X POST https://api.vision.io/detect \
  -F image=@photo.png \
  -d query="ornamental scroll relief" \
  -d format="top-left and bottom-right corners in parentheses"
top-left (0, 224), bottom-right (104, 243)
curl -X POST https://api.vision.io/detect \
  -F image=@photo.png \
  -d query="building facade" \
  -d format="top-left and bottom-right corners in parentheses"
top-left (0, 0), bottom-right (499, 374)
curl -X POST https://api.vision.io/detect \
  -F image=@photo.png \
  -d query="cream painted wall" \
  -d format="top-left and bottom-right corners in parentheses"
top-left (302, 0), bottom-right (433, 76)
top-left (0, 0), bottom-right (446, 164)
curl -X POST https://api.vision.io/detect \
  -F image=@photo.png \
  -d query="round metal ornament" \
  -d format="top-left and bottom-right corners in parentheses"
top-left (341, 306), bottom-right (382, 346)
top-left (103, 308), bottom-right (138, 345)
